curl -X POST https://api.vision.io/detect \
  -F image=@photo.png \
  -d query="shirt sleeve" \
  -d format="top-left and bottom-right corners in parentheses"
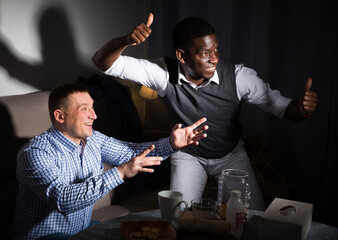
top-left (16, 144), bottom-right (123, 215)
top-left (235, 64), bottom-right (292, 118)
top-left (15, 128), bottom-right (174, 218)
top-left (104, 56), bottom-right (169, 97)
top-left (95, 131), bottom-right (174, 166)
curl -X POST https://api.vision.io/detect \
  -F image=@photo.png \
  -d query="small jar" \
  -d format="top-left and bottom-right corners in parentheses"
top-left (217, 169), bottom-right (251, 220)
top-left (226, 190), bottom-right (244, 238)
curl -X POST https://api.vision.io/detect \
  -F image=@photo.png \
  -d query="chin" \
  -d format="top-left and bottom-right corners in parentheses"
top-left (204, 73), bottom-right (215, 79)
top-left (84, 131), bottom-right (93, 138)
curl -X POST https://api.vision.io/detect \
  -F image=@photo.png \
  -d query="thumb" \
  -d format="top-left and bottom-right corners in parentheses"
top-left (146, 13), bottom-right (154, 27)
top-left (171, 123), bottom-right (182, 133)
top-left (305, 78), bottom-right (312, 91)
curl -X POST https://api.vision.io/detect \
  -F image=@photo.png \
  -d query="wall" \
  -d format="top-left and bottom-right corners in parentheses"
top-left (0, 0), bottom-right (149, 95)
top-left (0, 0), bottom-right (160, 127)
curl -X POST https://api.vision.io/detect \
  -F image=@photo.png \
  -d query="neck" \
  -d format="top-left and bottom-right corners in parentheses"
top-left (180, 65), bottom-right (205, 86)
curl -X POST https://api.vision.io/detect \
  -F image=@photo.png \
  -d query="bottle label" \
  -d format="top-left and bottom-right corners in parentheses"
top-left (235, 212), bottom-right (244, 230)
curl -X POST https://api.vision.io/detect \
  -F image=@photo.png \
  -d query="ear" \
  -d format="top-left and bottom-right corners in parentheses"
top-left (176, 49), bottom-right (186, 64)
top-left (54, 109), bottom-right (65, 123)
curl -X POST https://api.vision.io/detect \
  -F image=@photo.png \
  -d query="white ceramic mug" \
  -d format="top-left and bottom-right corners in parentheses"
top-left (158, 190), bottom-right (188, 225)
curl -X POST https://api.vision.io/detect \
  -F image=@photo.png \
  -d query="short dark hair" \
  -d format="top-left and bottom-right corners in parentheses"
top-left (48, 83), bottom-right (89, 123)
top-left (172, 16), bottom-right (216, 51)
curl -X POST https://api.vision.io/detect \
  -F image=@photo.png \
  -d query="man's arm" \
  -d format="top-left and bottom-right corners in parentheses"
top-left (92, 13), bottom-right (154, 71)
top-left (284, 78), bottom-right (318, 122)
top-left (116, 117), bottom-right (208, 179)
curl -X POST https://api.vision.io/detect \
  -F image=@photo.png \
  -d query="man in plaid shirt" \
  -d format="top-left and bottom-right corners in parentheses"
top-left (9, 83), bottom-right (208, 239)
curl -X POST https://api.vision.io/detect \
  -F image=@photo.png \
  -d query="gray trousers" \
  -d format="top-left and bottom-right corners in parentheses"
top-left (170, 139), bottom-right (265, 211)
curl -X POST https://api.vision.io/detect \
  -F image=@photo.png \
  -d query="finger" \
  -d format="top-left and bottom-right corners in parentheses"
top-left (139, 145), bottom-right (155, 157)
top-left (305, 78), bottom-right (312, 91)
top-left (302, 100), bottom-right (317, 107)
top-left (130, 26), bottom-right (150, 44)
top-left (303, 95), bottom-right (318, 103)
top-left (139, 168), bottom-right (155, 173)
top-left (189, 117), bottom-right (207, 129)
top-left (146, 13), bottom-right (154, 27)
top-left (172, 123), bottom-right (182, 131)
top-left (142, 157), bottom-right (163, 163)
top-left (304, 91), bottom-right (318, 100)
top-left (194, 125), bottom-right (209, 134)
top-left (192, 133), bottom-right (207, 141)
top-left (303, 106), bottom-right (315, 113)
top-left (138, 158), bottom-right (162, 173)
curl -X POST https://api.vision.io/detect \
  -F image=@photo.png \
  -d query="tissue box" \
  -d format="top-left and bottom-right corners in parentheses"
top-left (259, 198), bottom-right (313, 240)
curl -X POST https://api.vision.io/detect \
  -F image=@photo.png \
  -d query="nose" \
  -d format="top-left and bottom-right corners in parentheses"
top-left (89, 108), bottom-right (97, 120)
top-left (209, 52), bottom-right (219, 64)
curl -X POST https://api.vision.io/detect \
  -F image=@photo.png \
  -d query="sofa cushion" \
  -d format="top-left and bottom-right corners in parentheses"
top-left (0, 91), bottom-right (51, 138)
top-left (0, 91), bottom-right (52, 237)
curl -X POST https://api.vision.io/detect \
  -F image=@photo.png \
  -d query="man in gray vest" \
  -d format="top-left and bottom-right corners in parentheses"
top-left (92, 13), bottom-right (318, 210)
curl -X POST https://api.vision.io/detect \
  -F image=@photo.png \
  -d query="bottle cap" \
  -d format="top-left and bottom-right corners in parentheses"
top-left (231, 190), bottom-right (241, 198)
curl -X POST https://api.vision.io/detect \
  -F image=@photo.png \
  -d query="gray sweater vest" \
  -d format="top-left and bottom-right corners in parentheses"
top-left (161, 58), bottom-right (242, 158)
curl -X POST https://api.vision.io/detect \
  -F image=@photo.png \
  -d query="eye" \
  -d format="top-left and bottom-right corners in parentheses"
top-left (82, 107), bottom-right (87, 111)
top-left (201, 51), bottom-right (210, 57)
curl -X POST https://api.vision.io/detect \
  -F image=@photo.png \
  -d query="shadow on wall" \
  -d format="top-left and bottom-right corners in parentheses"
top-left (0, 4), bottom-right (94, 91)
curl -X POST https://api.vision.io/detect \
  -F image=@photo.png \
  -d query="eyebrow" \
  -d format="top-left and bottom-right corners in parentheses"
top-left (76, 102), bottom-right (94, 109)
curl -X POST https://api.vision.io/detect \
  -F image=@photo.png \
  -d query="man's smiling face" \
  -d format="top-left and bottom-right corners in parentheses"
top-left (181, 33), bottom-right (219, 84)
top-left (60, 92), bottom-right (97, 144)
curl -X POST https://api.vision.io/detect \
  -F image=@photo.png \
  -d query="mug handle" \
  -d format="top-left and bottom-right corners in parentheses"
top-left (176, 200), bottom-right (188, 218)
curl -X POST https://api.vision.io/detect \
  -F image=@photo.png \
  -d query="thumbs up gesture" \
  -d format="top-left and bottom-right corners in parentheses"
top-left (127, 13), bottom-right (154, 45)
top-left (301, 78), bottom-right (318, 116)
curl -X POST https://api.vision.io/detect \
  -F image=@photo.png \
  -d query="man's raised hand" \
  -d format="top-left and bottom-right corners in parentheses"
top-left (127, 13), bottom-right (154, 45)
top-left (117, 144), bottom-right (162, 180)
top-left (301, 78), bottom-right (318, 117)
top-left (170, 117), bottom-right (208, 150)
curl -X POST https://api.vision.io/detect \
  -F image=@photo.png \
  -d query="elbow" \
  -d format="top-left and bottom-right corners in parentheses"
top-left (92, 53), bottom-right (111, 72)
top-left (92, 52), bottom-right (103, 70)
top-left (56, 200), bottom-right (75, 215)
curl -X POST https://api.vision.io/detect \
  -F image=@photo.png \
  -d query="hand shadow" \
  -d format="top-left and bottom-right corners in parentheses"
top-left (0, 4), bottom-right (94, 91)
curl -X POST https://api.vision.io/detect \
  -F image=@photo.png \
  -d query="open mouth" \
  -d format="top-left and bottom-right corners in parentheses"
top-left (206, 66), bottom-right (216, 72)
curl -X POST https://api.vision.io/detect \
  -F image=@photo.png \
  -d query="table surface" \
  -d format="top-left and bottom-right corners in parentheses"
top-left (70, 209), bottom-right (338, 240)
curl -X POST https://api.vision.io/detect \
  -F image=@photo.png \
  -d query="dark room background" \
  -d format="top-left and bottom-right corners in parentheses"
top-left (148, 0), bottom-right (338, 227)
top-left (0, 0), bottom-right (337, 228)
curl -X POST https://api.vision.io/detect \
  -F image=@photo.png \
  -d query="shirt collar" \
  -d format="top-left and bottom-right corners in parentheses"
top-left (50, 125), bottom-right (85, 152)
top-left (177, 62), bottom-right (219, 89)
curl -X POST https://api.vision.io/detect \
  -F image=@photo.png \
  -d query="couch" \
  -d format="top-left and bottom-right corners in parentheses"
top-left (0, 86), bottom-right (171, 239)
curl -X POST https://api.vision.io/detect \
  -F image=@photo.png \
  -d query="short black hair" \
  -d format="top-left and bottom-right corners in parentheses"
top-left (48, 83), bottom-right (89, 123)
top-left (172, 16), bottom-right (216, 51)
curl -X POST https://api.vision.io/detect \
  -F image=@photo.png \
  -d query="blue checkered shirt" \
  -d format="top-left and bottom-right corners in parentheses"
top-left (10, 126), bottom-right (173, 239)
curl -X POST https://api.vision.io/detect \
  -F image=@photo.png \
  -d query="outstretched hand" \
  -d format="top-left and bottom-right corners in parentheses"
top-left (170, 117), bottom-right (208, 150)
top-left (300, 78), bottom-right (318, 117)
top-left (127, 13), bottom-right (154, 45)
top-left (116, 145), bottom-right (162, 180)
